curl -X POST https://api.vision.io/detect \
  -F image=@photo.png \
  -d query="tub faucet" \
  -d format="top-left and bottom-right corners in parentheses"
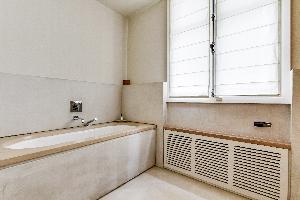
top-left (84, 118), bottom-right (98, 126)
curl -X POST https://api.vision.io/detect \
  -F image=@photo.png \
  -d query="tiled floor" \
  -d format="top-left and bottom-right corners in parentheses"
top-left (100, 167), bottom-right (248, 200)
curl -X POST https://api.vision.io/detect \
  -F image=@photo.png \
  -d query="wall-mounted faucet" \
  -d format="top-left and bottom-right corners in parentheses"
top-left (84, 118), bottom-right (98, 127)
top-left (73, 116), bottom-right (97, 126)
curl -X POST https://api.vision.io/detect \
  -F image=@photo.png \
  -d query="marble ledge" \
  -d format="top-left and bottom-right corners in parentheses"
top-left (164, 126), bottom-right (291, 150)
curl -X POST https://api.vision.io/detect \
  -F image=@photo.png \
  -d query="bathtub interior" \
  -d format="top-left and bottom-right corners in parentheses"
top-left (5, 125), bottom-right (137, 150)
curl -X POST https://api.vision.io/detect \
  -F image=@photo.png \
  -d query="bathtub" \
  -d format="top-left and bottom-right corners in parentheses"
top-left (6, 125), bottom-right (136, 149)
top-left (0, 122), bottom-right (156, 200)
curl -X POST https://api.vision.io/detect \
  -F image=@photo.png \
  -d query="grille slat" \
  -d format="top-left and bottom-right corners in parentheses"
top-left (234, 150), bottom-right (281, 162)
top-left (234, 153), bottom-right (281, 167)
top-left (196, 159), bottom-right (229, 169)
top-left (166, 133), bottom-right (192, 172)
top-left (234, 160), bottom-right (280, 175)
top-left (233, 183), bottom-right (280, 200)
top-left (233, 173), bottom-right (280, 188)
top-left (233, 146), bottom-right (282, 200)
top-left (194, 138), bottom-right (229, 184)
top-left (233, 167), bottom-right (281, 184)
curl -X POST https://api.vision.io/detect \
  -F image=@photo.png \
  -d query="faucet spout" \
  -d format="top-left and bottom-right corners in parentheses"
top-left (84, 118), bottom-right (98, 126)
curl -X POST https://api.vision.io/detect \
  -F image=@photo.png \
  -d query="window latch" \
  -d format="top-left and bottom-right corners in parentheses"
top-left (210, 42), bottom-right (215, 54)
top-left (211, 90), bottom-right (215, 97)
top-left (211, 14), bottom-right (216, 21)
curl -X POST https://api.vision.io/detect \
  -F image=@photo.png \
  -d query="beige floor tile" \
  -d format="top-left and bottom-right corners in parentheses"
top-left (100, 167), bottom-right (248, 200)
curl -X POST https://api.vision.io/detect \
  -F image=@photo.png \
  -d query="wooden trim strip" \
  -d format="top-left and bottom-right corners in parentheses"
top-left (164, 126), bottom-right (291, 150)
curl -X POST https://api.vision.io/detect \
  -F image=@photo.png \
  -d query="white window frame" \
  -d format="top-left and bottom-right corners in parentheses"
top-left (167, 0), bottom-right (292, 104)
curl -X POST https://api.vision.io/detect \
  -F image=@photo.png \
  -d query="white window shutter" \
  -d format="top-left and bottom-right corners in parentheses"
top-left (215, 0), bottom-right (280, 96)
top-left (169, 0), bottom-right (210, 97)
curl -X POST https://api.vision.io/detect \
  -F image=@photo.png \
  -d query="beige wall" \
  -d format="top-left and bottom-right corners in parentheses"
top-left (167, 103), bottom-right (291, 143)
top-left (292, 0), bottom-right (300, 69)
top-left (122, 83), bottom-right (167, 167)
top-left (0, 0), bottom-right (126, 84)
top-left (127, 0), bottom-right (167, 84)
top-left (291, 70), bottom-right (300, 200)
top-left (0, 0), bottom-right (126, 137)
top-left (291, 1), bottom-right (300, 199)
top-left (124, 1), bottom-right (167, 167)
top-left (0, 74), bottom-right (122, 137)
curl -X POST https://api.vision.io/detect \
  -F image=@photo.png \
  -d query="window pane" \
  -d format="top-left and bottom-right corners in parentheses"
top-left (169, 0), bottom-right (210, 97)
top-left (215, 0), bottom-right (280, 96)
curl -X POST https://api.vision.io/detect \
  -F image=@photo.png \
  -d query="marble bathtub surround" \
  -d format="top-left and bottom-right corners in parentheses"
top-left (0, 130), bottom-right (156, 200)
top-left (0, 122), bottom-right (156, 169)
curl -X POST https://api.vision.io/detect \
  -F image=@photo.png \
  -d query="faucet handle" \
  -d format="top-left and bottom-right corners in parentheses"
top-left (73, 116), bottom-right (85, 123)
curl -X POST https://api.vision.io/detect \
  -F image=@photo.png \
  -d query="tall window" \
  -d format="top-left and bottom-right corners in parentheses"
top-left (169, 0), bottom-right (290, 102)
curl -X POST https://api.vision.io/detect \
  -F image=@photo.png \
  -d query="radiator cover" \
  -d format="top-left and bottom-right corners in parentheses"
top-left (164, 130), bottom-right (289, 200)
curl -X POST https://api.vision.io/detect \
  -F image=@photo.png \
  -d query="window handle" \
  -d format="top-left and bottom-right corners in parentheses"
top-left (210, 43), bottom-right (215, 54)
top-left (254, 122), bottom-right (272, 128)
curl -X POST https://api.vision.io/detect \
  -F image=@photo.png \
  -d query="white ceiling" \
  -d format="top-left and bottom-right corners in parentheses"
top-left (97, 0), bottom-right (160, 16)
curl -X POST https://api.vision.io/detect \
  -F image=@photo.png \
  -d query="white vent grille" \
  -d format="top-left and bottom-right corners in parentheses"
top-left (164, 130), bottom-right (289, 200)
top-left (165, 132), bottom-right (192, 172)
top-left (233, 146), bottom-right (282, 200)
top-left (194, 138), bottom-right (229, 184)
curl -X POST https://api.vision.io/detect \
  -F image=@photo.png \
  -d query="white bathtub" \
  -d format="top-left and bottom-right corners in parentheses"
top-left (0, 123), bottom-right (156, 200)
top-left (6, 125), bottom-right (136, 150)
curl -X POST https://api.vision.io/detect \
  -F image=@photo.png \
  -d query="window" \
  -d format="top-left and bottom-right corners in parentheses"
top-left (168, 0), bottom-right (291, 104)
top-left (169, 0), bottom-right (210, 97)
